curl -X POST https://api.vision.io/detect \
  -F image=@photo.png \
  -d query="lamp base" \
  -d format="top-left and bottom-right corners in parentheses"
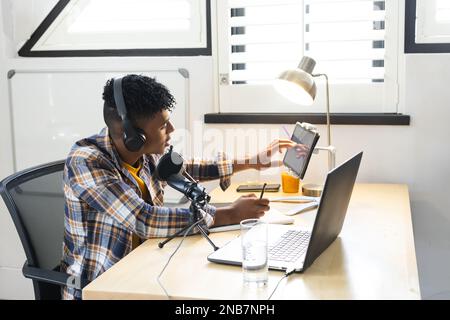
top-left (302, 183), bottom-right (323, 197)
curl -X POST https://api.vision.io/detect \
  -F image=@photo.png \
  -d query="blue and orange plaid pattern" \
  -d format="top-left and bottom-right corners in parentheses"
top-left (61, 127), bottom-right (233, 299)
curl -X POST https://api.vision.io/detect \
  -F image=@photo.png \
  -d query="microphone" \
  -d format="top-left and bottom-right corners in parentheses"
top-left (156, 146), bottom-right (211, 205)
top-left (155, 146), bottom-right (184, 180)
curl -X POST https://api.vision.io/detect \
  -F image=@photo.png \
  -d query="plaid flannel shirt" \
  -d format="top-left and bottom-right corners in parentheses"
top-left (61, 127), bottom-right (233, 299)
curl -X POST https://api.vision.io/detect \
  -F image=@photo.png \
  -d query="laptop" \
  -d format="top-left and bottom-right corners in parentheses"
top-left (208, 152), bottom-right (363, 273)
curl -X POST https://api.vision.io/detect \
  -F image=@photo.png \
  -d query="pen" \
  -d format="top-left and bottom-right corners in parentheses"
top-left (282, 125), bottom-right (291, 138)
top-left (259, 183), bottom-right (267, 200)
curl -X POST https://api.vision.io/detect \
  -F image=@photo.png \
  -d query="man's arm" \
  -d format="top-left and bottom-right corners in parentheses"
top-left (212, 194), bottom-right (270, 227)
top-left (184, 139), bottom-right (306, 185)
top-left (184, 151), bottom-right (233, 190)
top-left (233, 139), bottom-right (309, 173)
top-left (66, 155), bottom-right (215, 238)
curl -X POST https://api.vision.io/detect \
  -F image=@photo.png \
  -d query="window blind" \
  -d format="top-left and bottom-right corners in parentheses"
top-left (228, 0), bottom-right (386, 85)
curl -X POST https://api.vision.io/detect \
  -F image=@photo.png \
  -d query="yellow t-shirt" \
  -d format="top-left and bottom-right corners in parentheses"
top-left (122, 160), bottom-right (149, 249)
top-left (122, 160), bottom-right (150, 201)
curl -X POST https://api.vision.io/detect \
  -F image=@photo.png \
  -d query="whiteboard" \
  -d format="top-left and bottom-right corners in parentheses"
top-left (8, 70), bottom-right (189, 171)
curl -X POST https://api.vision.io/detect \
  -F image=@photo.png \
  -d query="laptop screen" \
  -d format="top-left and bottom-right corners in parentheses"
top-left (303, 152), bottom-right (362, 269)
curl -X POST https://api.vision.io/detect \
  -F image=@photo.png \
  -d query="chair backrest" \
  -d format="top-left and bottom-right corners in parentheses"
top-left (0, 160), bottom-right (66, 294)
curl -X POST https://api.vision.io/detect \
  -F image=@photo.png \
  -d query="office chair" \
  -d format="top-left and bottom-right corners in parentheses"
top-left (0, 160), bottom-right (86, 300)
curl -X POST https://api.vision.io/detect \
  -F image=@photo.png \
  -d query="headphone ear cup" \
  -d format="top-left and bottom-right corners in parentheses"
top-left (135, 127), bottom-right (148, 145)
top-left (122, 119), bottom-right (146, 152)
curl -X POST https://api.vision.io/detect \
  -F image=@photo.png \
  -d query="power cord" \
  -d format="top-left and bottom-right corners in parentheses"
top-left (157, 211), bottom-right (207, 299)
top-left (268, 267), bottom-right (296, 300)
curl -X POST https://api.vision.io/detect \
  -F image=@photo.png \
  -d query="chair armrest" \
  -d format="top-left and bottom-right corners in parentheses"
top-left (22, 262), bottom-right (88, 290)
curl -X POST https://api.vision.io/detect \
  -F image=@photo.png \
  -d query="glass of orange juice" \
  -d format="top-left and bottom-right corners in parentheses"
top-left (281, 169), bottom-right (300, 193)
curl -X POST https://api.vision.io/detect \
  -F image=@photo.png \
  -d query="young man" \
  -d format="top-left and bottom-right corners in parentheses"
top-left (61, 74), bottom-right (304, 299)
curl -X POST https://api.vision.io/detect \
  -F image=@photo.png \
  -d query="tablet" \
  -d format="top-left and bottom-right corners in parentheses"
top-left (283, 122), bottom-right (320, 179)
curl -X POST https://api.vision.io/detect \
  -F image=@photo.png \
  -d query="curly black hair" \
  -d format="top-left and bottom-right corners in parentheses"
top-left (102, 74), bottom-right (175, 132)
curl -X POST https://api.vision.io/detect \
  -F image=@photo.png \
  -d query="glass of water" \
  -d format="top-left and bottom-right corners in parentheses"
top-left (240, 218), bottom-right (268, 287)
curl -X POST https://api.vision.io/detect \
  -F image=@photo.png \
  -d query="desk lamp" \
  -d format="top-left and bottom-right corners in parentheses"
top-left (274, 56), bottom-right (336, 196)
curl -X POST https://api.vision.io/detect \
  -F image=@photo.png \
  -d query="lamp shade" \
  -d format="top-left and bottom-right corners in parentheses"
top-left (274, 56), bottom-right (317, 105)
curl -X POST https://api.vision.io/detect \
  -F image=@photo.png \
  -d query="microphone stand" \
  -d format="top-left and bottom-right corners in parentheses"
top-left (156, 146), bottom-right (219, 251)
top-left (158, 193), bottom-right (219, 251)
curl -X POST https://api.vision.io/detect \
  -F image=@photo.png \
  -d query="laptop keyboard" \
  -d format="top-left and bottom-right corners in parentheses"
top-left (269, 230), bottom-right (311, 262)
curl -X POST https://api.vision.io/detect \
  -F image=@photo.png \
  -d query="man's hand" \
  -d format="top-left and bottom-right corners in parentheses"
top-left (212, 194), bottom-right (270, 227)
top-left (233, 139), bottom-right (309, 172)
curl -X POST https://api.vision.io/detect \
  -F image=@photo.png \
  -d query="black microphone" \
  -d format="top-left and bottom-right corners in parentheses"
top-left (165, 174), bottom-right (210, 204)
top-left (156, 146), bottom-right (210, 205)
top-left (155, 146), bottom-right (184, 180)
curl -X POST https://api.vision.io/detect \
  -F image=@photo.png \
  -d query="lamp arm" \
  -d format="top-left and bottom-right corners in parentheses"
top-left (311, 73), bottom-right (335, 170)
top-left (313, 146), bottom-right (336, 171)
top-left (312, 73), bottom-right (330, 146)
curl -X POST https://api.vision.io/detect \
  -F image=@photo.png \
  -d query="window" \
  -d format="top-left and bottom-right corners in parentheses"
top-left (405, 0), bottom-right (450, 53)
top-left (216, 0), bottom-right (400, 113)
top-left (19, 0), bottom-right (211, 56)
top-left (416, 0), bottom-right (450, 44)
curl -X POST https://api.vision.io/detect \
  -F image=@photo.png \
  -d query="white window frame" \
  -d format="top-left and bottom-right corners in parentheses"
top-left (215, 0), bottom-right (401, 114)
top-left (416, 0), bottom-right (450, 44)
top-left (19, 0), bottom-right (211, 56)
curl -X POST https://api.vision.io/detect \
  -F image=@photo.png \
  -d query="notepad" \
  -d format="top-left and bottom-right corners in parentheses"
top-left (283, 201), bottom-right (319, 216)
top-left (261, 208), bottom-right (295, 224)
top-left (270, 196), bottom-right (320, 202)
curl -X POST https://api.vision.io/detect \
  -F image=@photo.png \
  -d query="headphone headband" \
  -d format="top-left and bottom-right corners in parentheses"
top-left (113, 77), bottom-right (127, 121)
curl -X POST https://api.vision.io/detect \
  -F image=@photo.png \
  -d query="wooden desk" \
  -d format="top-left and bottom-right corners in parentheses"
top-left (83, 184), bottom-right (420, 300)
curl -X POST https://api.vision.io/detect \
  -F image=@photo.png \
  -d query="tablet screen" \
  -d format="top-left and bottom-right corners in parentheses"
top-left (283, 123), bottom-right (320, 179)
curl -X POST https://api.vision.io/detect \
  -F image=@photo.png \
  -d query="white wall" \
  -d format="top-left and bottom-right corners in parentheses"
top-left (1, 0), bottom-right (450, 300)
top-left (404, 55), bottom-right (450, 299)
top-left (0, 0), bottom-right (33, 300)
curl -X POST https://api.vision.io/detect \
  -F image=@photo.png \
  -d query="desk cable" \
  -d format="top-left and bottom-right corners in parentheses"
top-left (268, 267), bottom-right (296, 300)
top-left (157, 213), bottom-right (207, 299)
